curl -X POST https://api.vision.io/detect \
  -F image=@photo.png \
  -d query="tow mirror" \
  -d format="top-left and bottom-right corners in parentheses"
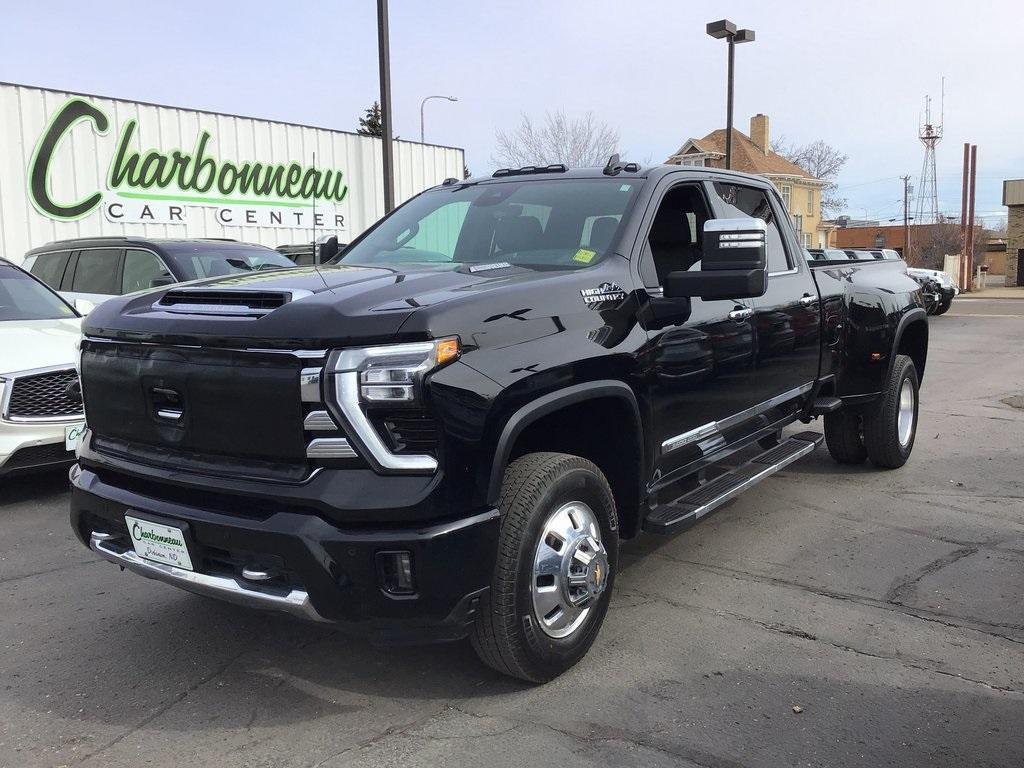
top-left (664, 217), bottom-right (768, 301)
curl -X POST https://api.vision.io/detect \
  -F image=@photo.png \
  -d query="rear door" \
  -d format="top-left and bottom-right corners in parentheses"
top-left (710, 181), bottom-right (820, 401)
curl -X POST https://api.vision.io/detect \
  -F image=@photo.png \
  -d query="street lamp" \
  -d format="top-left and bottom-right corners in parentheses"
top-left (706, 19), bottom-right (755, 170)
top-left (420, 95), bottom-right (458, 144)
top-left (377, 0), bottom-right (395, 212)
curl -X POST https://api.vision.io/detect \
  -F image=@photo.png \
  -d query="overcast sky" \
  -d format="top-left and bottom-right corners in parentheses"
top-left (2, 0), bottom-right (1018, 227)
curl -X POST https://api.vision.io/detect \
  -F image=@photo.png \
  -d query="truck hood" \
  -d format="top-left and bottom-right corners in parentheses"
top-left (81, 263), bottom-right (574, 348)
top-left (0, 318), bottom-right (82, 375)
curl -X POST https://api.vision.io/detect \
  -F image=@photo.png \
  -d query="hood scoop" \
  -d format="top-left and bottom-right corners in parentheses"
top-left (155, 287), bottom-right (311, 317)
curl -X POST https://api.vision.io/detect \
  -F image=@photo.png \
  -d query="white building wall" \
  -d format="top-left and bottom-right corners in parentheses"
top-left (0, 83), bottom-right (464, 263)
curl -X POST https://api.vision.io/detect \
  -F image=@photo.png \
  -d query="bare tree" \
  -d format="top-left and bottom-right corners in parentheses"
top-left (492, 111), bottom-right (620, 169)
top-left (772, 136), bottom-right (848, 215)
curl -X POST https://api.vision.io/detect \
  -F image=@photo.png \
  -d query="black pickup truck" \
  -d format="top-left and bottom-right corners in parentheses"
top-left (71, 163), bottom-right (928, 682)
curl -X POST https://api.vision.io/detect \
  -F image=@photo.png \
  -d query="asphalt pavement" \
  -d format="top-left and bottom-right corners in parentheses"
top-left (2, 301), bottom-right (1022, 768)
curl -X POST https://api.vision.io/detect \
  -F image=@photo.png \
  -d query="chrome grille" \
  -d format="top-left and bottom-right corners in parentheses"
top-left (5, 369), bottom-right (83, 420)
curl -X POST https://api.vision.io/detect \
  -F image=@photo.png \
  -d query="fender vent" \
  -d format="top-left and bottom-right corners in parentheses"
top-left (156, 289), bottom-right (294, 316)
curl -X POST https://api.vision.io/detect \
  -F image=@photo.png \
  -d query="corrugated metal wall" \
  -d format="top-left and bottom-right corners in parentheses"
top-left (0, 83), bottom-right (464, 263)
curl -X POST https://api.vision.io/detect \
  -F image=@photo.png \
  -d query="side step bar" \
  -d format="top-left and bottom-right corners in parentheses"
top-left (643, 431), bottom-right (824, 535)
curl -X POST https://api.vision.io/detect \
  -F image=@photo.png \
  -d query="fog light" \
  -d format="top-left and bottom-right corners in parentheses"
top-left (376, 550), bottom-right (415, 595)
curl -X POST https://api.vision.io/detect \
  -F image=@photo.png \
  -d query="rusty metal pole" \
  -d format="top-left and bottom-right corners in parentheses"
top-left (966, 144), bottom-right (978, 291)
top-left (960, 143), bottom-right (970, 288)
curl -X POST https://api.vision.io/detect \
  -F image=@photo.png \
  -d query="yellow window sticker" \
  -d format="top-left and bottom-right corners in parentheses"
top-left (573, 248), bottom-right (597, 263)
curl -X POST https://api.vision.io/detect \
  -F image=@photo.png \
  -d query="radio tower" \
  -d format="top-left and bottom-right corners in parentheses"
top-left (914, 82), bottom-right (943, 225)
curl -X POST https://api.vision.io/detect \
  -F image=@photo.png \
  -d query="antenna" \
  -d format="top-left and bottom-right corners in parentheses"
top-left (914, 83), bottom-right (943, 226)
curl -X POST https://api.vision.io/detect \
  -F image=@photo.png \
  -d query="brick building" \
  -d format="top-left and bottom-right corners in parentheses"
top-left (1003, 179), bottom-right (1024, 286)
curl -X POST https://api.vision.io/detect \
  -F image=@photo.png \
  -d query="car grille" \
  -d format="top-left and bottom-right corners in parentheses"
top-left (5, 369), bottom-right (84, 420)
top-left (1, 442), bottom-right (75, 474)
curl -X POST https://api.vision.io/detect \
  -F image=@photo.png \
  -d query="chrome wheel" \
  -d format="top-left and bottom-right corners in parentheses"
top-left (531, 501), bottom-right (610, 639)
top-left (897, 378), bottom-right (915, 447)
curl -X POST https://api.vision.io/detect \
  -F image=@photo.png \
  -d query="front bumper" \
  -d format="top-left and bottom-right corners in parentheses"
top-left (0, 419), bottom-right (82, 477)
top-left (70, 464), bottom-right (500, 643)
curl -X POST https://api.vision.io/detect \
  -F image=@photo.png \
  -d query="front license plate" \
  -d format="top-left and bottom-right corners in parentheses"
top-left (125, 515), bottom-right (194, 571)
top-left (65, 422), bottom-right (86, 451)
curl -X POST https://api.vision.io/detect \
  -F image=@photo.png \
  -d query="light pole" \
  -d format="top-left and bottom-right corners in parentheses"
top-left (376, 0), bottom-right (395, 213)
top-left (420, 95), bottom-right (458, 144)
top-left (706, 20), bottom-right (754, 170)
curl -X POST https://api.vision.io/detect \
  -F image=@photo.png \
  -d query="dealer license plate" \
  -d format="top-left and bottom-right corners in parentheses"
top-left (125, 515), bottom-right (194, 571)
top-left (65, 422), bottom-right (86, 451)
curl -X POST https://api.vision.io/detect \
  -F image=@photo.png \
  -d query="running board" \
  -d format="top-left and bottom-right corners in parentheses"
top-left (643, 431), bottom-right (824, 535)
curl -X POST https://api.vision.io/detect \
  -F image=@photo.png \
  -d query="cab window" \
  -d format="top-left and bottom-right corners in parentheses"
top-left (712, 183), bottom-right (792, 274)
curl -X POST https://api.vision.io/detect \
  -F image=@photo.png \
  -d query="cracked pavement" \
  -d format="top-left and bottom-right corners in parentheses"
top-left (2, 304), bottom-right (1023, 768)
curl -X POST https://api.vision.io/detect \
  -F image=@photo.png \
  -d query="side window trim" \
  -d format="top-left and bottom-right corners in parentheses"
top-left (765, 189), bottom-right (800, 277)
top-left (62, 251), bottom-right (80, 291)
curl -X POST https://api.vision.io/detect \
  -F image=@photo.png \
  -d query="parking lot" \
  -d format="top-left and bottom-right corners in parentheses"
top-left (2, 300), bottom-right (1022, 768)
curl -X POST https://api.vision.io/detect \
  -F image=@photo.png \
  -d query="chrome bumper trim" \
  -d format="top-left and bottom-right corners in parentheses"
top-left (303, 410), bottom-right (338, 431)
top-left (89, 532), bottom-right (328, 623)
top-left (305, 437), bottom-right (357, 458)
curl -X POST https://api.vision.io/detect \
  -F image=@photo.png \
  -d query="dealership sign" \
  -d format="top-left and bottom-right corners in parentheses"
top-left (28, 98), bottom-right (349, 229)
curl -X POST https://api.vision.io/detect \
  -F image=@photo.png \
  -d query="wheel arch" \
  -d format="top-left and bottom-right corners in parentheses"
top-left (890, 307), bottom-right (928, 384)
top-left (487, 381), bottom-right (645, 538)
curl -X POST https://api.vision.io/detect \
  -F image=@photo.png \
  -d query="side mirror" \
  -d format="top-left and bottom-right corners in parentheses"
top-left (73, 298), bottom-right (96, 316)
top-left (150, 275), bottom-right (175, 288)
top-left (664, 217), bottom-right (768, 301)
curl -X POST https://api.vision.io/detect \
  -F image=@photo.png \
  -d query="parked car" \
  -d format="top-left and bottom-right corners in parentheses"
top-left (70, 163), bottom-right (927, 682)
top-left (0, 258), bottom-right (85, 478)
top-left (276, 235), bottom-right (347, 267)
top-left (21, 237), bottom-right (296, 310)
top-left (907, 267), bottom-right (957, 315)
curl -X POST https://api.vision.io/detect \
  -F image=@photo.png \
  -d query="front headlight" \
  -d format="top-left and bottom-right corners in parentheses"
top-left (335, 338), bottom-right (460, 403)
top-left (327, 338), bottom-right (460, 473)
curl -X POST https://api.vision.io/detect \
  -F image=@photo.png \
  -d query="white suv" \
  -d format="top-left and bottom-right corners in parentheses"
top-left (0, 259), bottom-right (85, 478)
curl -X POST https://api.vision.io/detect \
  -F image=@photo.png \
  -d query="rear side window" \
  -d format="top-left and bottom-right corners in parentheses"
top-left (121, 249), bottom-right (171, 293)
top-left (70, 249), bottom-right (121, 295)
top-left (29, 251), bottom-right (72, 290)
top-left (712, 183), bottom-right (792, 273)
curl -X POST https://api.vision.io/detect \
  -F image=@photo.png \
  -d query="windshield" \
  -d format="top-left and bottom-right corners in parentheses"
top-left (161, 243), bottom-right (295, 280)
top-left (336, 179), bottom-right (641, 270)
top-left (0, 264), bottom-right (77, 321)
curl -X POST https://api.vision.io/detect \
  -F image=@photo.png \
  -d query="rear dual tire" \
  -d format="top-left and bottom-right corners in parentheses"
top-left (471, 452), bottom-right (618, 683)
top-left (824, 354), bottom-right (919, 469)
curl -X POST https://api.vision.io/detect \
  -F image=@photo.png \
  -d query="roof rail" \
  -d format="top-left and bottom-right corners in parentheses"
top-left (492, 164), bottom-right (568, 178)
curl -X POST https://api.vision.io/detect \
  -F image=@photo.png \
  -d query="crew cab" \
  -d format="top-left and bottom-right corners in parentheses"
top-left (70, 163), bottom-right (928, 682)
top-left (22, 237), bottom-right (295, 311)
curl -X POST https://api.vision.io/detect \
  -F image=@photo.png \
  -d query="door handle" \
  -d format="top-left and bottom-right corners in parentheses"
top-left (728, 307), bottom-right (753, 321)
top-left (799, 294), bottom-right (817, 307)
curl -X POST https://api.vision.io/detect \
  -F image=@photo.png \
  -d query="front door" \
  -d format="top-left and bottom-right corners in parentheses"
top-left (635, 181), bottom-right (761, 487)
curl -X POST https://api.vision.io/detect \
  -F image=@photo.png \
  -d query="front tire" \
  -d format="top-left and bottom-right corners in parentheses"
top-left (934, 298), bottom-right (951, 316)
top-left (862, 354), bottom-right (919, 469)
top-left (471, 452), bottom-right (618, 683)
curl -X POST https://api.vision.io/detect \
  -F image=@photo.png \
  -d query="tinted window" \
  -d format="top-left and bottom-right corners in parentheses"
top-left (71, 249), bottom-right (121, 294)
top-left (29, 251), bottom-right (72, 289)
top-left (0, 265), bottom-right (77, 321)
top-left (122, 249), bottom-right (171, 293)
top-left (712, 183), bottom-right (791, 273)
top-left (161, 243), bottom-right (295, 280)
